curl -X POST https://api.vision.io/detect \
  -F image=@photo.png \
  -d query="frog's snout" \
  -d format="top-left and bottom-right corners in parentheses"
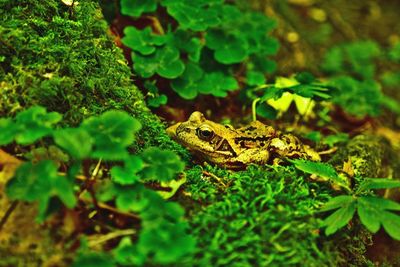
top-left (166, 122), bottom-right (180, 138)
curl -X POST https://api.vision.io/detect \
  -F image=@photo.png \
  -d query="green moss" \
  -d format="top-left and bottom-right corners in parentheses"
top-left (184, 165), bottom-right (373, 266)
top-left (0, 0), bottom-right (189, 158)
top-left (328, 135), bottom-right (393, 178)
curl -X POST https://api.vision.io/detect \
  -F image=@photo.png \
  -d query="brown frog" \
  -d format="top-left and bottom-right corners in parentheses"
top-left (167, 111), bottom-right (320, 169)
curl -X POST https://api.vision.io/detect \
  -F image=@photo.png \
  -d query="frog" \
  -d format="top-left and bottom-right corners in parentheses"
top-left (167, 111), bottom-right (321, 169)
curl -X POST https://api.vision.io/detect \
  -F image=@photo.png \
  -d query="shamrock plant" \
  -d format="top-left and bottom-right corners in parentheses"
top-left (291, 159), bottom-right (400, 240)
top-left (322, 40), bottom-right (400, 117)
top-left (120, 0), bottom-right (279, 103)
top-left (0, 106), bottom-right (194, 265)
top-left (247, 73), bottom-right (333, 120)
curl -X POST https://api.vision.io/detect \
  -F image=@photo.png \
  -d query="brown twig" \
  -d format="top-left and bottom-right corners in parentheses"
top-left (202, 171), bottom-right (228, 188)
top-left (0, 201), bottom-right (19, 232)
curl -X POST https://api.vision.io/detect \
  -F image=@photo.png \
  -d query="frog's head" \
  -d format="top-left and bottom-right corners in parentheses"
top-left (167, 111), bottom-right (235, 163)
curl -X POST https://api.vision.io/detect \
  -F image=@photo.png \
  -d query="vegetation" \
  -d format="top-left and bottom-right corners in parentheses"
top-left (1, 0), bottom-right (400, 266)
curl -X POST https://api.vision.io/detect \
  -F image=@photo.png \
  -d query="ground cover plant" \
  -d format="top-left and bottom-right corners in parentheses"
top-left (1, 0), bottom-right (400, 266)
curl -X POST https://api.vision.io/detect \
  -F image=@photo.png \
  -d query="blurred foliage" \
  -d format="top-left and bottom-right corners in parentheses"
top-left (1, 106), bottom-right (194, 265)
top-left (322, 41), bottom-right (400, 117)
top-left (120, 0), bottom-right (278, 100)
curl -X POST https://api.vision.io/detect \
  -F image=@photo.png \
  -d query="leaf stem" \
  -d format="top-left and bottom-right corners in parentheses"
top-left (252, 98), bottom-right (261, 122)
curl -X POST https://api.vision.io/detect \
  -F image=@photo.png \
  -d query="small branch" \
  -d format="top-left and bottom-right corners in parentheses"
top-left (79, 196), bottom-right (140, 220)
top-left (88, 229), bottom-right (136, 248)
top-left (0, 201), bottom-right (19, 232)
top-left (202, 171), bottom-right (228, 188)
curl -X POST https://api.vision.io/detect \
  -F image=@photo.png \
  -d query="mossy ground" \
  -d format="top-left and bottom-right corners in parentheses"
top-left (183, 164), bottom-right (373, 266)
top-left (0, 0), bottom-right (188, 158)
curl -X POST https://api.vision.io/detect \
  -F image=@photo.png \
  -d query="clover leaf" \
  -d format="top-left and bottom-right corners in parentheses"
top-left (111, 155), bottom-right (144, 185)
top-left (246, 71), bottom-right (266, 86)
top-left (133, 45), bottom-right (185, 78)
top-left (173, 29), bottom-right (203, 62)
top-left (0, 118), bottom-right (19, 145)
top-left (161, 0), bottom-right (222, 31)
top-left (197, 71), bottom-right (239, 97)
top-left (113, 237), bottom-right (145, 266)
top-left (72, 251), bottom-right (115, 267)
top-left (6, 160), bottom-right (76, 222)
top-left (81, 110), bottom-right (141, 160)
top-left (14, 106), bottom-right (62, 145)
top-left (139, 147), bottom-right (185, 182)
top-left (138, 221), bottom-right (196, 264)
top-left (122, 27), bottom-right (167, 55)
top-left (53, 128), bottom-right (93, 159)
top-left (171, 62), bottom-right (204, 99)
top-left (206, 30), bottom-right (248, 64)
top-left (120, 0), bottom-right (158, 18)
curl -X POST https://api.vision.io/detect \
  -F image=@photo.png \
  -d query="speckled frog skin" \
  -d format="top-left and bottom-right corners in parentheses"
top-left (167, 111), bottom-right (320, 169)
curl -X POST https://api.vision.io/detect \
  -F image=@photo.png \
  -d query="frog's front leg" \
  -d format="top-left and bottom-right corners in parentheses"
top-left (234, 148), bottom-right (270, 166)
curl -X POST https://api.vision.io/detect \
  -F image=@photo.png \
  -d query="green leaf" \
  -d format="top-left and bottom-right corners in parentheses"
top-left (171, 62), bottom-right (204, 99)
top-left (0, 118), bottom-right (19, 145)
top-left (357, 197), bottom-right (381, 233)
top-left (259, 87), bottom-right (284, 102)
top-left (256, 102), bottom-right (277, 120)
top-left (122, 27), bottom-right (167, 55)
top-left (323, 133), bottom-right (349, 147)
top-left (295, 72), bottom-right (315, 84)
top-left (357, 196), bottom-right (400, 240)
top-left (111, 156), bottom-right (144, 185)
top-left (72, 252), bottom-right (115, 267)
top-left (14, 106), bottom-right (62, 144)
top-left (82, 110), bottom-right (141, 160)
top-left (115, 185), bottom-right (153, 213)
top-left (139, 147), bottom-right (185, 182)
top-left (381, 211), bottom-right (400, 240)
top-left (113, 237), bottom-right (145, 266)
top-left (133, 45), bottom-right (185, 79)
top-left (358, 178), bottom-right (400, 192)
top-left (304, 131), bottom-right (322, 143)
top-left (162, 0), bottom-right (222, 31)
top-left (291, 159), bottom-right (351, 190)
top-left (322, 199), bottom-right (356, 235)
top-left (289, 84), bottom-right (332, 100)
top-left (137, 221), bottom-right (196, 264)
top-left (53, 128), bottom-right (93, 159)
top-left (6, 160), bottom-right (77, 221)
top-left (206, 30), bottom-right (248, 64)
top-left (6, 161), bottom-right (54, 202)
top-left (388, 43), bottom-right (400, 63)
top-left (290, 159), bottom-right (339, 181)
top-left (197, 72), bottom-right (239, 97)
top-left (120, 0), bottom-right (158, 17)
top-left (330, 76), bottom-right (382, 117)
top-left (147, 94), bottom-right (168, 108)
top-left (246, 71), bottom-right (266, 86)
top-left (173, 30), bottom-right (203, 62)
top-left (320, 195), bottom-right (355, 212)
top-left (321, 47), bottom-right (343, 73)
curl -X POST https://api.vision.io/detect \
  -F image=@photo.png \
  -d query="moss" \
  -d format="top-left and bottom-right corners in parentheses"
top-left (184, 165), bottom-right (373, 266)
top-left (328, 135), bottom-right (397, 178)
top-left (0, 0), bottom-right (189, 158)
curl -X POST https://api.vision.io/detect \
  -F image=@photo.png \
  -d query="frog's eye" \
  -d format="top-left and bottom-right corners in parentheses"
top-left (196, 125), bottom-right (215, 141)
